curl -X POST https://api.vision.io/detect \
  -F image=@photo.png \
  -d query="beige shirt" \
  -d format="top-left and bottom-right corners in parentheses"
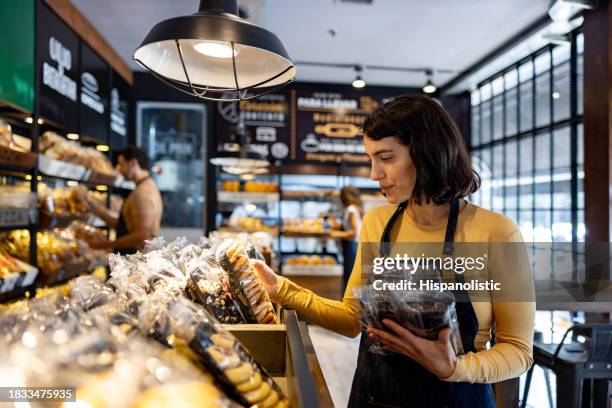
top-left (121, 177), bottom-right (163, 244)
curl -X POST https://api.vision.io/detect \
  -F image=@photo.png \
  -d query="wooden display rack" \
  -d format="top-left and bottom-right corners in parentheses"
top-left (226, 309), bottom-right (334, 408)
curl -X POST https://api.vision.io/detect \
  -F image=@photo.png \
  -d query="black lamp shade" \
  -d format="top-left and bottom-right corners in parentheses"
top-left (134, 2), bottom-right (296, 101)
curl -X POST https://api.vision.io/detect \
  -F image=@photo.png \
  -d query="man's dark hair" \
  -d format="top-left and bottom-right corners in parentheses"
top-left (116, 146), bottom-right (150, 170)
top-left (363, 94), bottom-right (480, 205)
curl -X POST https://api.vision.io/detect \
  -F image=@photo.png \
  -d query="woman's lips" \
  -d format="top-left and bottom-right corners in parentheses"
top-left (380, 186), bottom-right (393, 194)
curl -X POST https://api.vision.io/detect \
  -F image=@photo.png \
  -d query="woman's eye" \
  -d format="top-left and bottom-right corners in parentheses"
top-left (380, 156), bottom-right (393, 161)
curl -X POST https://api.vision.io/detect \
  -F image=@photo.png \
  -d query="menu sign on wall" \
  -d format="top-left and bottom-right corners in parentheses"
top-left (110, 71), bottom-right (129, 148)
top-left (216, 92), bottom-right (291, 161)
top-left (80, 43), bottom-right (109, 141)
top-left (37, 1), bottom-right (79, 130)
top-left (291, 85), bottom-right (399, 165)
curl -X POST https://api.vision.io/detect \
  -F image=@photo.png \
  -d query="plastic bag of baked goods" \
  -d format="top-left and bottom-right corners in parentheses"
top-left (216, 238), bottom-right (279, 324)
top-left (168, 297), bottom-right (289, 408)
top-left (184, 254), bottom-right (246, 324)
top-left (357, 267), bottom-right (463, 356)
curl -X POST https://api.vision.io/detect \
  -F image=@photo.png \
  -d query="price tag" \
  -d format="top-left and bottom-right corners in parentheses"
top-left (20, 270), bottom-right (39, 287)
top-left (0, 273), bottom-right (20, 294)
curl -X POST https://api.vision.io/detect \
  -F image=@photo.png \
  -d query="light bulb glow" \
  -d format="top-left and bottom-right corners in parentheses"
top-left (25, 117), bottom-right (33, 124)
top-left (352, 77), bottom-right (366, 88)
top-left (67, 133), bottom-right (80, 140)
top-left (552, 92), bottom-right (561, 99)
top-left (193, 41), bottom-right (238, 59)
top-left (96, 144), bottom-right (110, 152)
top-left (423, 82), bottom-right (437, 94)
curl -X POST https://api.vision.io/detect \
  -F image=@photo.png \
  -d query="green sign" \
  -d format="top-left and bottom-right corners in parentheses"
top-left (0, 0), bottom-right (35, 113)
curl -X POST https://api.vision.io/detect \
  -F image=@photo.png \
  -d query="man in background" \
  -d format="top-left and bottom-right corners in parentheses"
top-left (87, 146), bottom-right (163, 254)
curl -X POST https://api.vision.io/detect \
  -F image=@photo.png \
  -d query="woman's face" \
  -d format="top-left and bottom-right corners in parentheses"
top-left (364, 135), bottom-right (416, 204)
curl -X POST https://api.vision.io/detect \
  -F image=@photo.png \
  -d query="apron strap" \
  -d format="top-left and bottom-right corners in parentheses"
top-left (379, 200), bottom-right (408, 258)
top-left (379, 198), bottom-right (460, 258)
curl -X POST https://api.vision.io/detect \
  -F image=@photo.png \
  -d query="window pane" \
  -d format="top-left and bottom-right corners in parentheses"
top-left (505, 141), bottom-right (518, 210)
top-left (492, 76), bottom-right (504, 96)
top-left (519, 80), bottom-right (533, 132)
top-left (519, 181), bottom-right (533, 209)
top-left (492, 144), bottom-right (504, 178)
top-left (577, 33), bottom-right (584, 55)
top-left (535, 51), bottom-right (551, 75)
top-left (519, 210), bottom-right (534, 241)
top-left (577, 209), bottom-right (585, 242)
top-left (552, 210), bottom-right (572, 242)
top-left (535, 132), bottom-right (551, 171)
top-left (552, 166), bottom-right (571, 210)
top-left (553, 43), bottom-right (571, 66)
top-left (478, 148), bottom-right (493, 209)
top-left (553, 126), bottom-right (571, 169)
top-left (481, 99), bottom-right (491, 144)
top-left (577, 123), bottom-right (583, 166)
top-left (535, 72), bottom-right (551, 128)
top-left (493, 94), bottom-right (504, 140)
top-left (577, 54), bottom-right (583, 116)
top-left (471, 105), bottom-right (480, 147)
top-left (553, 61), bottom-right (571, 121)
top-left (534, 210), bottom-right (552, 241)
top-left (505, 210), bottom-right (518, 225)
top-left (577, 165), bottom-right (584, 209)
top-left (492, 144), bottom-right (504, 211)
top-left (535, 179), bottom-right (551, 209)
top-left (519, 136), bottom-right (533, 174)
top-left (505, 87), bottom-right (518, 136)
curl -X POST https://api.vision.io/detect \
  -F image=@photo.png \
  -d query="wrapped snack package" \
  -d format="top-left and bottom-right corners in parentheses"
top-left (216, 239), bottom-right (279, 324)
top-left (168, 298), bottom-right (289, 408)
top-left (357, 268), bottom-right (464, 356)
top-left (185, 255), bottom-right (245, 324)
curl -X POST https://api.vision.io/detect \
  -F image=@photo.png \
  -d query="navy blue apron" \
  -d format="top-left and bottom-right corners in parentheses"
top-left (348, 198), bottom-right (495, 408)
top-left (114, 176), bottom-right (151, 255)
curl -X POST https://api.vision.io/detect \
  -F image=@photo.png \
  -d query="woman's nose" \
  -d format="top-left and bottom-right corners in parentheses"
top-left (370, 163), bottom-right (384, 181)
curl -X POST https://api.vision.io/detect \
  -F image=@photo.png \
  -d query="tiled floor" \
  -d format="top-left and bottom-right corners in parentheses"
top-left (308, 325), bottom-right (360, 408)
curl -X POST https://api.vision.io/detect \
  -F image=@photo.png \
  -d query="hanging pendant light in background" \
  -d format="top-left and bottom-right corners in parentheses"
top-left (133, 0), bottom-right (297, 101)
top-left (352, 65), bottom-right (366, 88)
top-left (422, 69), bottom-right (437, 94)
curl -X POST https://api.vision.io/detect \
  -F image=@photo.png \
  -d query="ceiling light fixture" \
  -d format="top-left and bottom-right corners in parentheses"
top-left (133, 0), bottom-right (297, 101)
top-left (422, 69), bottom-right (437, 94)
top-left (352, 65), bottom-right (366, 88)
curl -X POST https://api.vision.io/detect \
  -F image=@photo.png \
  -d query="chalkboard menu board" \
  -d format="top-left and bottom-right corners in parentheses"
top-left (215, 84), bottom-right (406, 167)
top-left (37, 1), bottom-right (79, 130)
top-left (110, 71), bottom-right (129, 149)
top-left (215, 92), bottom-right (291, 162)
top-left (80, 42), bottom-right (109, 142)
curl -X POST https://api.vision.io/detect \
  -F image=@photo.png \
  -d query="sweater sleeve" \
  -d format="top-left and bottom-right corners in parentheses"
top-left (444, 229), bottom-right (535, 383)
top-left (269, 223), bottom-right (370, 338)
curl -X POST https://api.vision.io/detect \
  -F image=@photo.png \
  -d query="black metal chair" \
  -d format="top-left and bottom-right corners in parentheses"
top-left (521, 323), bottom-right (612, 408)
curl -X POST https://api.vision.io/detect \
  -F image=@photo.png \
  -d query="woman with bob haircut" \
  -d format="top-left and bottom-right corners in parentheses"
top-left (252, 94), bottom-right (534, 407)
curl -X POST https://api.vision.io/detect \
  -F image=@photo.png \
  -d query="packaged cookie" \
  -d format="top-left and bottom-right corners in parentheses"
top-left (216, 240), bottom-right (278, 324)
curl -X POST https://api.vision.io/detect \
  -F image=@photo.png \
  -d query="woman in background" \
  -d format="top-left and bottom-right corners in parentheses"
top-left (330, 186), bottom-right (363, 292)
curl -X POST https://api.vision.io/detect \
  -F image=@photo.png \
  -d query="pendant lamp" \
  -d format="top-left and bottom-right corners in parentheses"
top-left (134, 0), bottom-right (297, 101)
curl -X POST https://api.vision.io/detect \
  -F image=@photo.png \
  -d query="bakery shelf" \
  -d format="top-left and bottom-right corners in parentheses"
top-left (0, 145), bottom-right (37, 170)
top-left (281, 230), bottom-right (331, 238)
top-left (217, 191), bottom-right (280, 204)
top-left (0, 261), bottom-right (39, 302)
top-left (38, 155), bottom-right (88, 180)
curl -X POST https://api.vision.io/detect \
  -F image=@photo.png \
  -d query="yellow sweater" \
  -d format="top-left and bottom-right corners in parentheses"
top-left (272, 201), bottom-right (535, 384)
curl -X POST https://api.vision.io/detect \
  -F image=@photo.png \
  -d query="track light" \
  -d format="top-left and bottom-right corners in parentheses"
top-left (422, 69), bottom-right (437, 94)
top-left (352, 65), bottom-right (366, 88)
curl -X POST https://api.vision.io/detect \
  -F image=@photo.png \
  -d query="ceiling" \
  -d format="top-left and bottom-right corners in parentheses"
top-left (70, 0), bottom-right (551, 90)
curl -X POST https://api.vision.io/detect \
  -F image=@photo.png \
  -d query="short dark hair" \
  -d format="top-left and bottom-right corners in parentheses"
top-left (116, 146), bottom-right (150, 170)
top-left (363, 94), bottom-right (480, 205)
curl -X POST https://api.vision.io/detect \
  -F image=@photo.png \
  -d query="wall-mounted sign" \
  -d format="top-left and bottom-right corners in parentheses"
top-left (37, 1), bottom-right (79, 129)
top-left (110, 71), bottom-right (129, 148)
top-left (80, 43), bottom-right (109, 141)
top-left (216, 92), bottom-right (291, 161)
top-left (0, 0), bottom-right (35, 113)
top-left (290, 85), bottom-right (402, 165)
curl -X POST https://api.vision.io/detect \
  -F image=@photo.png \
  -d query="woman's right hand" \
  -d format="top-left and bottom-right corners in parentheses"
top-left (250, 259), bottom-right (281, 298)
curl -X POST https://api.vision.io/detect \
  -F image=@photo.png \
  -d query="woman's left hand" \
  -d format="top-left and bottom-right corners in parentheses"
top-left (368, 319), bottom-right (457, 379)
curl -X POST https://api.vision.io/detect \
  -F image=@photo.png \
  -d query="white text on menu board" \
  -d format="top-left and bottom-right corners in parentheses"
top-left (43, 37), bottom-right (77, 101)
